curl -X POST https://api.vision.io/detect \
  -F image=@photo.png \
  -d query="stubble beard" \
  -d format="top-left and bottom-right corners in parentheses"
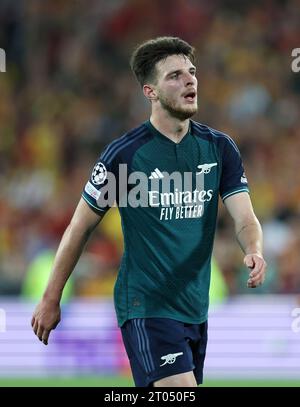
top-left (159, 94), bottom-right (198, 121)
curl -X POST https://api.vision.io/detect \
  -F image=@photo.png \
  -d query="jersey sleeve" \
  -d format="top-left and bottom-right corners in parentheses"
top-left (82, 150), bottom-right (120, 215)
top-left (219, 136), bottom-right (249, 202)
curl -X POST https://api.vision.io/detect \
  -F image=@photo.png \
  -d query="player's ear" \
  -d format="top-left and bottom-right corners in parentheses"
top-left (143, 84), bottom-right (158, 102)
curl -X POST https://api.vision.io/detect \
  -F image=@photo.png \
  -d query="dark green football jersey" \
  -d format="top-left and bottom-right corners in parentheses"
top-left (82, 120), bottom-right (249, 326)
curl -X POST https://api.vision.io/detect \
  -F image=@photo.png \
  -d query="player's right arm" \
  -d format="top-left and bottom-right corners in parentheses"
top-left (31, 198), bottom-right (103, 345)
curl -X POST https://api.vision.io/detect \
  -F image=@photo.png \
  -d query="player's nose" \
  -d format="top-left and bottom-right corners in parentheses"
top-left (184, 72), bottom-right (196, 87)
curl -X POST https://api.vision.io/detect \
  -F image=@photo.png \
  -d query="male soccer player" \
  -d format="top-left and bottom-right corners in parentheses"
top-left (32, 37), bottom-right (267, 387)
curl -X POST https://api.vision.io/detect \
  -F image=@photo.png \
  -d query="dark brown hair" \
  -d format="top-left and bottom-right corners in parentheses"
top-left (130, 36), bottom-right (195, 86)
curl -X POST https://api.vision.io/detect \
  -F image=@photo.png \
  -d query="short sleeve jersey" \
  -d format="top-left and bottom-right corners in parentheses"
top-left (82, 120), bottom-right (249, 327)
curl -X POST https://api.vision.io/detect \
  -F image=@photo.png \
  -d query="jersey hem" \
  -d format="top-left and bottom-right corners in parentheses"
top-left (117, 312), bottom-right (208, 328)
top-left (81, 193), bottom-right (107, 214)
top-left (221, 187), bottom-right (249, 202)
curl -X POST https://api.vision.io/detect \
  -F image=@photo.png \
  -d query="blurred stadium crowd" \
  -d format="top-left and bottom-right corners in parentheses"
top-left (0, 0), bottom-right (299, 299)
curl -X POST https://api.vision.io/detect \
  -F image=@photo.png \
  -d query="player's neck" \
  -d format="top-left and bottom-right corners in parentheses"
top-left (150, 113), bottom-right (190, 144)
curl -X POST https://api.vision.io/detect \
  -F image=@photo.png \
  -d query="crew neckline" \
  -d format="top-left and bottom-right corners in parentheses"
top-left (145, 120), bottom-right (191, 146)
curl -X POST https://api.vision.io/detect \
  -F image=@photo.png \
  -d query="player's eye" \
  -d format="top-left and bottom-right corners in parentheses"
top-left (170, 73), bottom-right (179, 79)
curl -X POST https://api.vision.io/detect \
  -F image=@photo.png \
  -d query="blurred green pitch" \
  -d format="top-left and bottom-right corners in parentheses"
top-left (0, 376), bottom-right (298, 387)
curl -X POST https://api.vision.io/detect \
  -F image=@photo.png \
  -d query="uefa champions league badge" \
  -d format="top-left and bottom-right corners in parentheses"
top-left (91, 162), bottom-right (107, 185)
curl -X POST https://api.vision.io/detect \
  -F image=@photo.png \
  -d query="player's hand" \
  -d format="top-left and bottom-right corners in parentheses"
top-left (31, 299), bottom-right (61, 345)
top-left (244, 253), bottom-right (267, 288)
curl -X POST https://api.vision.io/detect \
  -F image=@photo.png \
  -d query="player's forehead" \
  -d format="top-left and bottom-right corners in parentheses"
top-left (155, 54), bottom-right (195, 77)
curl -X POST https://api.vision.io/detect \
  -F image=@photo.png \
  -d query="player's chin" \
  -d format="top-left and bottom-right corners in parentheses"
top-left (180, 105), bottom-right (198, 118)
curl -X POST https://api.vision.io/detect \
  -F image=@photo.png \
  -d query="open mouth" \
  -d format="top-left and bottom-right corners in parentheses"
top-left (183, 91), bottom-right (196, 102)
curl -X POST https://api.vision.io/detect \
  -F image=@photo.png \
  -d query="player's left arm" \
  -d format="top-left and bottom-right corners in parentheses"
top-left (224, 192), bottom-right (267, 288)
